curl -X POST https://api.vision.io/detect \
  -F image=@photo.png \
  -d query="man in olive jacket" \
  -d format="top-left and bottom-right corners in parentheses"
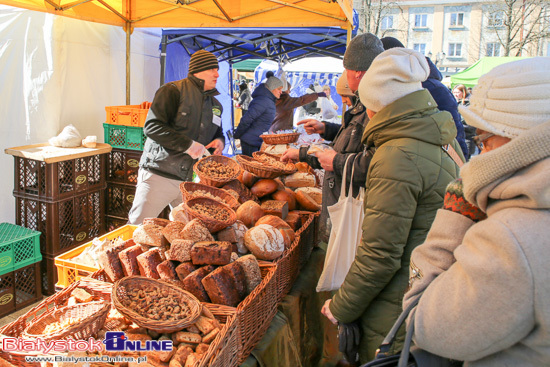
top-left (128, 50), bottom-right (225, 224)
top-left (322, 48), bottom-right (462, 363)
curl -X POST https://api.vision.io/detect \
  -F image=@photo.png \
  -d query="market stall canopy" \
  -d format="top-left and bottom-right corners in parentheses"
top-left (451, 56), bottom-right (530, 88)
top-left (0, 0), bottom-right (349, 28)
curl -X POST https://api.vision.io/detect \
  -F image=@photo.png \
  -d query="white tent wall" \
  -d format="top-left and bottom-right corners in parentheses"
top-left (0, 5), bottom-right (161, 223)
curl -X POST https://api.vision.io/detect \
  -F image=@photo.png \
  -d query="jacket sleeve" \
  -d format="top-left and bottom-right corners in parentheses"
top-left (234, 98), bottom-right (266, 139)
top-left (298, 146), bottom-right (322, 169)
top-left (143, 83), bottom-right (194, 152)
top-left (332, 150), bottom-right (373, 193)
top-left (321, 122), bottom-right (341, 142)
top-left (284, 93), bottom-right (319, 110)
top-left (330, 146), bottom-right (423, 323)
top-left (406, 217), bottom-right (534, 361)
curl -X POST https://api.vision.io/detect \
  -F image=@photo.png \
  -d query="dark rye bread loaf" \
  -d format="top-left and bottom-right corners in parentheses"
top-left (190, 241), bottom-right (232, 266)
top-left (201, 266), bottom-right (241, 307)
top-left (98, 240), bottom-right (134, 282)
top-left (182, 265), bottom-right (215, 302)
top-left (235, 254), bottom-right (262, 295)
top-left (136, 248), bottom-right (163, 279)
top-left (222, 261), bottom-right (247, 299)
top-left (175, 262), bottom-right (197, 282)
top-left (118, 244), bottom-right (144, 277)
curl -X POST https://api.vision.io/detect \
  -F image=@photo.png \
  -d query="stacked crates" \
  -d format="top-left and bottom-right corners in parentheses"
top-left (8, 146), bottom-right (110, 294)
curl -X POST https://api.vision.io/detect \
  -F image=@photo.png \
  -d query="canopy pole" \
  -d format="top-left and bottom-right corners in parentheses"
top-left (346, 21), bottom-right (352, 45)
top-left (125, 22), bottom-right (132, 105)
top-left (160, 35), bottom-right (167, 86)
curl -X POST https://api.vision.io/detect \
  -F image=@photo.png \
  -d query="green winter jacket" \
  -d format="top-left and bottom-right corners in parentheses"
top-left (329, 90), bottom-right (462, 362)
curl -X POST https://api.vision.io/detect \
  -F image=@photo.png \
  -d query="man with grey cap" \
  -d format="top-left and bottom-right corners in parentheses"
top-left (234, 75), bottom-right (283, 155)
top-left (282, 33), bottom-right (384, 243)
top-left (128, 49), bottom-right (225, 224)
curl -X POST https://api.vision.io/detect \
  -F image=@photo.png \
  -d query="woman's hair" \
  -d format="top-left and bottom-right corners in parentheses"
top-left (454, 84), bottom-right (469, 104)
top-left (239, 81), bottom-right (248, 92)
top-left (323, 85), bottom-right (331, 91)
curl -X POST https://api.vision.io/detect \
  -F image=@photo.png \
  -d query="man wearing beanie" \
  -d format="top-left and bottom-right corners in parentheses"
top-left (128, 49), bottom-right (225, 224)
top-left (321, 48), bottom-right (462, 363)
top-left (234, 75), bottom-right (283, 155)
top-left (282, 33), bottom-right (383, 244)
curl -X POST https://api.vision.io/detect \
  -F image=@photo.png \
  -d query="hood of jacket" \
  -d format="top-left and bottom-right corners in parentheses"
top-left (426, 57), bottom-right (442, 81)
top-left (252, 83), bottom-right (276, 101)
top-left (362, 89), bottom-right (457, 148)
top-left (461, 120), bottom-right (550, 214)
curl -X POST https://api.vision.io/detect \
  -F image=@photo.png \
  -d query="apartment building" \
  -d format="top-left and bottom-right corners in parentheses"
top-left (353, 0), bottom-right (550, 73)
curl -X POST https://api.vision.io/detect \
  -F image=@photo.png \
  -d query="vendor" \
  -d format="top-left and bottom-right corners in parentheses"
top-left (128, 49), bottom-right (225, 225)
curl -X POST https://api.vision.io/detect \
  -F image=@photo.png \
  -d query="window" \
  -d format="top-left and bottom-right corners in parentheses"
top-left (413, 43), bottom-right (427, 55)
top-left (381, 15), bottom-right (394, 30)
top-left (487, 11), bottom-right (504, 27)
top-left (448, 43), bottom-right (462, 57)
top-left (414, 14), bottom-right (428, 27)
top-left (450, 13), bottom-right (464, 26)
top-left (486, 42), bottom-right (500, 56)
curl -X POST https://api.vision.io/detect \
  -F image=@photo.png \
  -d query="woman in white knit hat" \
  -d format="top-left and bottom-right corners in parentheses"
top-left (321, 47), bottom-right (463, 363)
top-left (403, 57), bottom-right (550, 366)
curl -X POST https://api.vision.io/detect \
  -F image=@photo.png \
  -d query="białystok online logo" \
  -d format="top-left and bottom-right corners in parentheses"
top-left (103, 332), bottom-right (172, 352)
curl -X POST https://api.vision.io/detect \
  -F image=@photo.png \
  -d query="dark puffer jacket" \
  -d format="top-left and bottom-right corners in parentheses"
top-left (234, 83), bottom-right (276, 147)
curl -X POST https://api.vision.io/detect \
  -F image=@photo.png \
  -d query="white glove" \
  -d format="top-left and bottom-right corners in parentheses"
top-left (185, 141), bottom-right (206, 159)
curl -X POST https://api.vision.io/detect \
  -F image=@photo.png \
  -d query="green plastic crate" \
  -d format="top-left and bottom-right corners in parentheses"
top-left (103, 123), bottom-right (146, 151)
top-left (0, 223), bottom-right (41, 276)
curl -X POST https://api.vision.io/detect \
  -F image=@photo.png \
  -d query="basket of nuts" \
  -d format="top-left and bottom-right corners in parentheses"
top-left (22, 301), bottom-right (110, 342)
top-left (183, 197), bottom-right (237, 233)
top-left (112, 276), bottom-right (202, 333)
top-left (260, 132), bottom-right (300, 145)
top-left (236, 152), bottom-right (297, 179)
top-left (180, 182), bottom-right (240, 211)
top-left (194, 155), bottom-right (242, 188)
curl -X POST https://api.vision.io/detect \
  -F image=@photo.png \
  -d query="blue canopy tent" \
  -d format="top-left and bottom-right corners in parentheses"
top-left (160, 27), bottom-right (351, 155)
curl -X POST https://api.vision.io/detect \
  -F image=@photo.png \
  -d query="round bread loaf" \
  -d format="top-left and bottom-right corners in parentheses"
top-left (295, 190), bottom-right (321, 211)
top-left (294, 162), bottom-right (311, 173)
top-left (271, 188), bottom-right (296, 211)
top-left (296, 187), bottom-right (322, 206)
top-left (255, 215), bottom-right (290, 229)
top-left (250, 179), bottom-right (279, 197)
top-left (279, 227), bottom-right (296, 248)
top-left (244, 224), bottom-right (285, 260)
top-left (236, 200), bottom-right (265, 227)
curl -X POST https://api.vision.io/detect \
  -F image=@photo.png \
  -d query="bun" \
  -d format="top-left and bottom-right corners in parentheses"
top-left (271, 188), bottom-right (296, 211)
top-left (296, 190), bottom-right (321, 211)
top-left (236, 201), bottom-right (265, 227)
top-left (250, 179), bottom-right (279, 198)
top-left (296, 187), bottom-right (322, 205)
top-left (244, 224), bottom-right (285, 261)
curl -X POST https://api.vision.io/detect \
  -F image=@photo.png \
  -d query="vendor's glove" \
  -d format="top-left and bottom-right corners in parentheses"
top-left (443, 178), bottom-right (487, 222)
top-left (338, 321), bottom-right (361, 366)
top-left (185, 141), bottom-right (207, 160)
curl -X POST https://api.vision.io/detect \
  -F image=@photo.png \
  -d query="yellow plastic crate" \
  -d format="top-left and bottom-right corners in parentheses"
top-left (54, 225), bottom-right (137, 289)
top-left (105, 105), bottom-right (149, 127)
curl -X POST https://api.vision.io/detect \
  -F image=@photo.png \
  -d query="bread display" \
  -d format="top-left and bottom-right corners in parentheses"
top-left (118, 244), bottom-right (145, 277)
top-left (136, 248), bottom-right (163, 279)
top-left (222, 261), bottom-right (247, 299)
top-left (236, 200), bottom-right (265, 227)
top-left (175, 262), bottom-right (197, 282)
top-left (296, 187), bottom-right (322, 206)
top-left (271, 188), bottom-right (297, 211)
top-left (283, 172), bottom-right (316, 188)
top-left (201, 266), bottom-right (241, 307)
top-left (296, 190), bottom-right (321, 211)
top-left (235, 255), bottom-right (262, 295)
top-left (133, 224), bottom-right (166, 247)
top-left (244, 224), bottom-right (285, 261)
top-left (156, 260), bottom-right (179, 281)
top-left (161, 221), bottom-right (187, 243)
top-left (261, 200), bottom-right (289, 219)
top-left (250, 179), bottom-right (279, 198)
top-left (180, 219), bottom-right (214, 242)
top-left (169, 239), bottom-right (195, 262)
top-left (98, 240), bottom-right (134, 282)
top-left (190, 241), bottom-right (232, 266)
top-left (182, 265), bottom-right (215, 302)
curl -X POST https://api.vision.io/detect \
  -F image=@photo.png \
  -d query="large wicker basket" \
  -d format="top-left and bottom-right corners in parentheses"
top-left (236, 154), bottom-right (296, 179)
top-left (183, 197), bottom-right (237, 233)
top-left (194, 155), bottom-right (242, 188)
top-left (181, 182), bottom-right (240, 211)
top-left (23, 301), bottom-right (110, 342)
top-left (112, 276), bottom-right (202, 333)
top-left (260, 132), bottom-right (300, 145)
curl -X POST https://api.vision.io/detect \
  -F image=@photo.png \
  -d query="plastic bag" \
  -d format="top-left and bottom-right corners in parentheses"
top-left (49, 124), bottom-right (82, 147)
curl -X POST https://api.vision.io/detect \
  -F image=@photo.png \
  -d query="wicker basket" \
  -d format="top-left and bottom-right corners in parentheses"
top-left (236, 154), bottom-right (296, 179)
top-left (181, 182), bottom-right (240, 211)
top-left (194, 155), bottom-right (242, 188)
top-left (260, 132), bottom-right (300, 145)
top-left (112, 276), bottom-right (202, 333)
top-left (23, 301), bottom-right (110, 342)
top-left (183, 197), bottom-right (237, 233)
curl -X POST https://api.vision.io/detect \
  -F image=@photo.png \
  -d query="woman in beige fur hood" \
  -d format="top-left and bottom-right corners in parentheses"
top-left (403, 57), bottom-right (550, 366)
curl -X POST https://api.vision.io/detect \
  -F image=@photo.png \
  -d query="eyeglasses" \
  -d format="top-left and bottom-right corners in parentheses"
top-left (473, 132), bottom-right (494, 150)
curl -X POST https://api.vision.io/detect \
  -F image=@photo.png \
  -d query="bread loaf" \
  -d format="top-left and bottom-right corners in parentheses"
top-left (169, 239), bottom-right (195, 262)
top-left (296, 187), bottom-right (322, 206)
top-left (201, 266), bottom-right (241, 307)
top-left (143, 218), bottom-right (171, 227)
top-left (190, 241), bottom-right (232, 266)
top-left (240, 170), bottom-right (259, 188)
top-left (118, 244), bottom-right (145, 277)
top-left (133, 224), bottom-right (166, 247)
top-left (294, 162), bottom-right (311, 173)
top-left (161, 221), bottom-right (187, 244)
top-left (236, 200), bottom-right (265, 228)
top-left (175, 262), bottom-right (197, 282)
top-left (222, 180), bottom-right (259, 204)
top-left (222, 261), bottom-right (247, 299)
top-left (250, 179), bottom-right (279, 198)
top-left (283, 172), bottom-right (316, 188)
top-left (261, 200), bottom-right (289, 219)
top-left (234, 255), bottom-right (262, 295)
top-left (285, 211), bottom-right (302, 231)
top-left (98, 240), bottom-right (134, 282)
top-left (295, 190), bottom-right (321, 211)
top-left (271, 188), bottom-right (296, 211)
top-left (255, 215), bottom-right (295, 247)
top-left (157, 260), bottom-right (179, 281)
top-left (137, 248), bottom-right (163, 279)
top-left (180, 219), bottom-right (214, 242)
top-left (244, 224), bottom-right (285, 261)
top-left (182, 265), bottom-right (215, 302)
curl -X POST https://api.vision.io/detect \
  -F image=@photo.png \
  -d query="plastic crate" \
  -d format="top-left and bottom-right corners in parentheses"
top-left (0, 223), bottom-right (41, 277)
top-left (103, 123), bottom-right (146, 151)
top-left (106, 183), bottom-right (136, 218)
top-left (0, 261), bottom-right (42, 317)
top-left (54, 224), bottom-right (137, 289)
top-left (106, 148), bottom-right (142, 185)
top-left (105, 215), bottom-right (128, 232)
top-left (15, 189), bottom-right (106, 257)
top-left (12, 154), bottom-right (107, 202)
top-left (105, 104), bottom-right (149, 127)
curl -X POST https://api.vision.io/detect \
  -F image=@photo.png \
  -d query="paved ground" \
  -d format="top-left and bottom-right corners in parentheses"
top-left (0, 298), bottom-right (45, 329)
